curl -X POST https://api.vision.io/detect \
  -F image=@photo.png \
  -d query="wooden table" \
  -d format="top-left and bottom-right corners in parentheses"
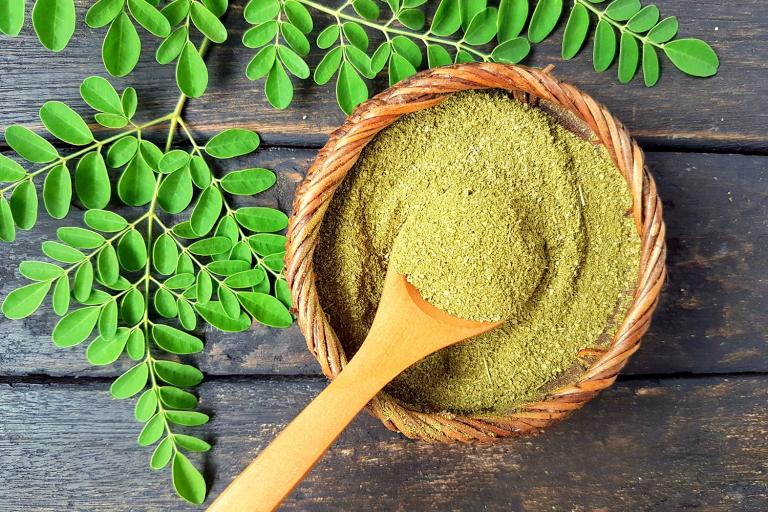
top-left (1, 1), bottom-right (767, 510)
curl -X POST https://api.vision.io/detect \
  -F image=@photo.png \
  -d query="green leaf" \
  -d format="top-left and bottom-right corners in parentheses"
top-left (118, 228), bottom-right (147, 271)
top-left (166, 410), bottom-right (209, 426)
top-left (151, 437), bottom-right (174, 469)
top-left (138, 413), bottom-right (165, 446)
top-left (154, 360), bottom-right (204, 387)
top-left (158, 167), bottom-right (193, 214)
top-left (126, 328), bottom-right (145, 358)
top-left (52, 306), bottom-right (100, 347)
top-left (663, 39), bottom-right (719, 77)
top-left (195, 300), bottom-right (251, 331)
top-left (177, 42), bottom-right (208, 98)
top-left (593, 18), bottom-right (616, 72)
top-left (370, 42), bottom-right (390, 73)
top-left (39, 101), bottom-right (93, 145)
top-left (427, 44), bottom-right (452, 68)
top-left (205, 129), bottom-right (260, 159)
top-left (238, 292), bottom-right (293, 328)
top-left (246, 45), bottom-right (277, 80)
top-left (398, 8), bottom-right (425, 30)
top-left (164, 272), bottom-right (195, 289)
top-left (604, 0), bottom-right (640, 21)
top-left (235, 207), bottom-right (288, 232)
top-left (0, 196), bottom-right (15, 242)
top-left (618, 31), bottom-right (639, 83)
top-left (314, 46), bottom-right (343, 85)
top-left (32, 0), bottom-right (76, 51)
top-left (10, 180), bottom-right (37, 230)
top-left (159, 386), bottom-right (198, 409)
top-left (391, 35), bottom-right (421, 67)
top-left (85, 209), bottom-right (128, 232)
top-left (58, 227), bottom-right (105, 249)
top-left (121, 288), bottom-right (145, 325)
top-left (464, 7), bottom-right (497, 45)
top-left (278, 45), bottom-right (310, 79)
top-left (265, 60), bottom-right (293, 110)
top-left (107, 136), bottom-right (139, 167)
top-left (430, 0), bottom-right (461, 36)
top-left (219, 286), bottom-right (240, 318)
top-left (51, 277), bottom-right (70, 315)
top-left (642, 43), bottom-right (660, 87)
top-left (94, 113), bottom-right (129, 129)
top-left (117, 154), bottom-right (155, 206)
top-left (121, 87), bottom-right (138, 119)
top-left (203, 0), bottom-right (227, 17)
top-left (627, 5), bottom-right (659, 33)
top-left (196, 270), bottom-right (213, 303)
top-left (207, 260), bottom-right (249, 276)
top-left (172, 452), bottom-right (207, 505)
top-left (2, 281), bottom-right (51, 320)
top-left (388, 52), bottom-right (416, 86)
top-left (155, 287), bottom-right (177, 317)
top-left (223, 267), bottom-right (266, 288)
top-left (220, 168), bottom-right (275, 195)
top-left (0, 155), bottom-right (26, 182)
top-left (647, 16), bottom-right (678, 44)
top-left (190, 1), bottom-right (227, 43)
top-left (140, 140), bottom-right (163, 170)
top-left (43, 240), bottom-right (85, 263)
top-left (561, 3), bottom-right (589, 60)
top-left (189, 156), bottom-right (211, 188)
top-left (20, 261), bottom-right (63, 281)
top-left (86, 0), bottom-right (125, 28)
top-left (497, 0), bottom-right (527, 42)
top-left (459, 0), bottom-right (484, 31)
top-left (152, 234), bottom-right (178, 275)
top-left (157, 26), bottom-right (188, 64)
top-left (128, 0), bottom-right (170, 36)
top-left (244, 0), bottom-right (279, 24)
top-left (87, 330), bottom-right (129, 366)
top-left (343, 21), bottom-right (368, 51)
top-left (97, 244), bottom-right (120, 285)
top-left (98, 299), bottom-right (119, 339)
top-left (345, 45), bottom-right (374, 79)
top-left (352, 0), bottom-right (379, 20)
top-left (283, 0), bottom-right (312, 33)
top-left (80, 76), bottom-right (123, 114)
top-left (191, 186), bottom-right (222, 236)
top-left (43, 164), bottom-right (71, 219)
top-left (243, 20), bottom-right (278, 48)
top-left (491, 36), bottom-right (530, 64)
top-left (103, 13), bottom-right (142, 77)
top-left (528, 0), bottom-right (562, 44)
top-left (73, 261), bottom-right (93, 302)
top-left (158, 150), bottom-right (190, 174)
top-left (152, 324), bottom-right (204, 354)
top-left (75, 152), bottom-right (111, 210)
top-left (0, 0), bottom-right (25, 36)
top-left (275, 278), bottom-right (292, 308)
top-left (5, 125), bottom-right (59, 164)
top-left (135, 389), bottom-right (158, 421)
top-left (316, 24), bottom-right (339, 49)
top-left (174, 434), bottom-right (211, 452)
top-left (188, 237), bottom-right (232, 256)
top-left (263, 251), bottom-right (285, 272)
top-left (336, 61), bottom-right (368, 115)
top-left (111, 362), bottom-right (149, 398)
top-left (177, 298), bottom-right (197, 330)
top-left (247, 233), bottom-right (286, 256)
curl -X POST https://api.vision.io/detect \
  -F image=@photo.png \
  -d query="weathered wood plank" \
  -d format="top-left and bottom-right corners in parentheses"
top-left (1, 376), bottom-right (767, 511)
top-left (0, 1), bottom-right (766, 152)
top-left (0, 150), bottom-right (766, 377)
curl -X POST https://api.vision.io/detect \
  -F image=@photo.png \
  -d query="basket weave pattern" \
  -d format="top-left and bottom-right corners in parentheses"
top-left (285, 63), bottom-right (666, 443)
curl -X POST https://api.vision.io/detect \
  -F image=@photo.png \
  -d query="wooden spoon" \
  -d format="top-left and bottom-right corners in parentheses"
top-left (208, 266), bottom-right (501, 512)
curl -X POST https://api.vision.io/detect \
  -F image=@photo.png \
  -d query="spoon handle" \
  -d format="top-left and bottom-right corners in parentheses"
top-left (207, 341), bottom-right (401, 512)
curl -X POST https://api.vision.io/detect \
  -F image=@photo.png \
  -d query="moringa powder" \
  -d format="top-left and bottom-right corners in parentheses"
top-left (314, 91), bottom-right (641, 414)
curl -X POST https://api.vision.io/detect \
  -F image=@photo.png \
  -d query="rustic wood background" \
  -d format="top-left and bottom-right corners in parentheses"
top-left (1, 0), bottom-right (766, 510)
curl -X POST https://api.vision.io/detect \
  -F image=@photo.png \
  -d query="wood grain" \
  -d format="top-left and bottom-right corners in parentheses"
top-left (0, 0), bottom-right (766, 152)
top-left (1, 376), bottom-right (767, 511)
top-left (0, 150), bottom-right (765, 378)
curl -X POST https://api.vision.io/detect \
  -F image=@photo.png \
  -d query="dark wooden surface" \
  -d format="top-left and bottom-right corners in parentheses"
top-left (1, 0), bottom-right (767, 510)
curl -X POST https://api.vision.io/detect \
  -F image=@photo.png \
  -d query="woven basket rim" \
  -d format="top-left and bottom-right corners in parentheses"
top-left (285, 62), bottom-right (667, 443)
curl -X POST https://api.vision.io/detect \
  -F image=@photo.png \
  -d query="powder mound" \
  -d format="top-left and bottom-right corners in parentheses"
top-left (390, 188), bottom-right (546, 322)
top-left (315, 90), bottom-right (640, 414)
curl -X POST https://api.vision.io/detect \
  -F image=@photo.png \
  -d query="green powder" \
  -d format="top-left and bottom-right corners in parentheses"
top-left (314, 90), bottom-right (640, 414)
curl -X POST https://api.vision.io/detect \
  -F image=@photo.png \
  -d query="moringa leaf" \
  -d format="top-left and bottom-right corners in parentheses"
top-left (73, 261), bottom-right (94, 302)
top-left (52, 306), bottom-right (100, 347)
top-left (351, 0), bottom-right (379, 20)
top-left (314, 46), bottom-right (343, 85)
top-left (152, 324), bottom-right (204, 354)
top-left (195, 300), bottom-right (251, 331)
top-left (281, 23), bottom-right (311, 58)
top-left (5, 125), bottom-right (59, 163)
top-left (604, 0), bottom-right (641, 22)
top-left (103, 13), bottom-right (142, 77)
top-left (97, 244), bottom-right (120, 285)
top-left (85, 209), bottom-right (129, 232)
top-left (128, 0), bottom-right (171, 37)
top-left (86, 0), bottom-right (126, 28)
top-left (220, 168), bottom-right (276, 195)
top-left (190, 186), bottom-right (222, 236)
top-left (265, 60), bottom-right (293, 110)
top-left (172, 452), bottom-right (207, 505)
top-left (0, 196), bottom-right (15, 242)
top-left (246, 45), bottom-right (277, 80)
top-left (52, 276), bottom-right (70, 316)
top-left (76, 151), bottom-right (111, 209)
top-left (0, 0), bottom-right (25, 36)
top-left (593, 18), bottom-right (616, 72)
top-left (642, 43), bottom-right (660, 87)
top-left (138, 414), bottom-right (165, 446)
top-left (528, 0), bottom-right (562, 44)
top-left (284, 0), bottom-right (313, 33)
top-left (117, 153), bottom-right (155, 206)
top-left (336, 61), bottom-right (368, 114)
top-left (627, 5), bottom-right (659, 33)
top-left (235, 207), bottom-right (288, 232)
top-left (135, 389), bottom-right (158, 421)
top-left (647, 16), bottom-right (678, 44)
top-left (2, 281), bottom-right (52, 320)
top-left (431, 0), bottom-right (461, 36)
top-left (316, 24), bottom-right (339, 49)
top-left (343, 21), bottom-right (368, 51)
top-left (107, 136), bottom-right (139, 167)
top-left (459, 0), bottom-right (485, 32)
top-left (43, 164), bottom-right (71, 219)
top-left (58, 226), bottom-right (105, 249)
top-left (158, 167), bottom-right (193, 214)
top-left (118, 228), bottom-right (147, 271)
top-left (166, 410), bottom-right (209, 426)
top-left (278, 45), bottom-right (310, 79)
top-left (174, 434), bottom-right (211, 452)
top-left (238, 292), bottom-right (293, 328)
top-left (98, 299), bottom-right (119, 339)
top-left (177, 42), bottom-right (208, 98)
top-left (80, 76), bottom-right (124, 114)
top-left (10, 180), bottom-right (37, 230)
top-left (153, 233), bottom-right (179, 275)
top-left (19, 261), bottom-right (64, 281)
top-left (205, 129), bottom-right (260, 158)
top-left (464, 7), bottom-right (498, 45)
top-left (32, 0), bottom-right (76, 52)
top-left (243, 20), bottom-right (278, 49)
top-left (39, 101), bottom-right (94, 145)
top-left (190, 1), bottom-right (227, 43)
top-left (110, 362), bottom-right (149, 398)
top-left (243, 0), bottom-right (279, 24)
top-left (159, 386), bottom-right (198, 409)
top-left (87, 329), bottom-right (130, 365)
top-left (561, 3), bottom-right (589, 60)
top-left (618, 32), bottom-right (639, 83)
top-left (154, 360), bottom-right (204, 387)
top-left (151, 438), bottom-right (174, 470)
top-left (157, 26), bottom-right (188, 64)
top-left (426, 44), bottom-right (452, 68)
top-left (491, 37), bottom-right (530, 64)
top-left (43, 240), bottom-right (85, 263)
top-left (663, 39), bottom-right (719, 77)
top-left (497, 0), bottom-right (527, 42)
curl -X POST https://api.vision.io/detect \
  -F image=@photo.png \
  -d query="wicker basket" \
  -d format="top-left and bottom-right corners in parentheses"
top-left (285, 63), bottom-right (666, 443)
